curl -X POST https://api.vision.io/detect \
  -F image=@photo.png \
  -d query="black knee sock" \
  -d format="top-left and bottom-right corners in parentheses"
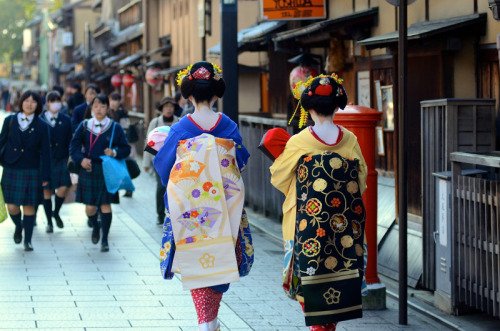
top-left (42, 198), bottom-right (52, 225)
top-left (54, 195), bottom-right (64, 216)
top-left (88, 213), bottom-right (98, 227)
top-left (10, 213), bottom-right (22, 228)
top-left (23, 215), bottom-right (35, 244)
top-left (100, 212), bottom-right (112, 245)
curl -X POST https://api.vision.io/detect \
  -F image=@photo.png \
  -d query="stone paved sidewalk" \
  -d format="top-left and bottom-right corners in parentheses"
top-left (0, 171), bottom-right (449, 330)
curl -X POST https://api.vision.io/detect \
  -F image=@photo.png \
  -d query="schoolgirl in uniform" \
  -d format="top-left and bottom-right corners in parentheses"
top-left (40, 91), bottom-right (72, 233)
top-left (69, 94), bottom-right (130, 252)
top-left (0, 90), bottom-right (51, 251)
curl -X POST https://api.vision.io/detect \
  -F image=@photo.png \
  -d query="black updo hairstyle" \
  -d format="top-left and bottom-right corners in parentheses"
top-left (300, 76), bottom-right (348, 116)
top-left (46, 91), bottom-right (62, 103)
top-left (84, 94), bottom-right (109, 119)
top-left (180, 61), bottom-right (225, 103)
top-left (19, 90), bottom-right (43, 116)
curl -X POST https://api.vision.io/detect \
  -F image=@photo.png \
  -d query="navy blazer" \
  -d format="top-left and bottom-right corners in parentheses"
top-left (41, 111), bottom-right (72, 160)
top-left (69, 121), bottom-right (131, 165)
top-left (71, 102), bottom-right (88, 132)
top-left (0, 114), bottom-right (51, 181)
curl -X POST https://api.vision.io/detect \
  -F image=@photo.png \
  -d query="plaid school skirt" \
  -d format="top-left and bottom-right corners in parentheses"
top-left (1, 167), bottom-right (42, 206)
top-left (49, 158), bottom-right (72, 190)
top-left (76, 163), bottom-right (119, 206)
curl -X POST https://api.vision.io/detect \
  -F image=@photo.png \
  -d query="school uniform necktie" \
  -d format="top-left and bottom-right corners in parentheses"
top-left (51, 117), bottom-right (56, 122)
top-left (21, 117), bottom-right (28, 122)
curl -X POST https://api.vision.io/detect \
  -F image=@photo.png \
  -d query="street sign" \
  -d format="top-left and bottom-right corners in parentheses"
top-left (261, 0), bottom-right (326, 21)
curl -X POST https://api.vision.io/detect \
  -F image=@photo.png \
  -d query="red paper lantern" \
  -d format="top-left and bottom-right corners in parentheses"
top-left (145, 67), bottom-right (162, 87)
top-left (289, 65), bottom-right (318, 92)
top-left (111, 74), bottom-right (122, 88)
top-left (122, 73), bottom-right (135, 88)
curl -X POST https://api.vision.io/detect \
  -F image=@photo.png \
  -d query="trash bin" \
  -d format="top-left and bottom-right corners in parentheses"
top-left (432, 169), bottom-right (486, 313)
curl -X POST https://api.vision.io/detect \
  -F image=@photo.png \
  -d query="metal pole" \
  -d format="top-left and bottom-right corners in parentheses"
top-left (398, 0), bottom-right (408, 325)
top-left (84, 22), bottom-right (92, 84)
top-left (220, 0), bottom-right (238, 123)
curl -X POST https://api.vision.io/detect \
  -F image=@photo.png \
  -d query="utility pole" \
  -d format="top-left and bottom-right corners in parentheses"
top-left (220, 0), bottom-right (238, 123)
top-left (84, 22), bottom-right (92, 84)
top-left (397, 0), bottom-right (408, 325)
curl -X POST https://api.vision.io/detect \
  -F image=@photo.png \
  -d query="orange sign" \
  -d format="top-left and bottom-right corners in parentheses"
top-left (261, 0), bottom-right (326, 20)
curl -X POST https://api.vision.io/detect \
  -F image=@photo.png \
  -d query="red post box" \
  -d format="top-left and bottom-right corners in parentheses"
top-left (335, 105), bottom-right (382, 284)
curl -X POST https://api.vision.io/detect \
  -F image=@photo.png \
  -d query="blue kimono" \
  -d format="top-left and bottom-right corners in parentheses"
top-left (153, 114), bottom-right (250, 291)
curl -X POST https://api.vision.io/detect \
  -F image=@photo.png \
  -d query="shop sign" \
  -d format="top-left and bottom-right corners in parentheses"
top-left (261, 0), bottom-right (326, 20)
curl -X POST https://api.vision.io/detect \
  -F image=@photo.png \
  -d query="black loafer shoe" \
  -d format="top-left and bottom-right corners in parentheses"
top-left (54, 215), bottom-right (64, 228)
top-left (101, 243), bottom-right (109, 252)
top-left (24, 242), bottom-right (34, 251)
top-left (91, 226), bottom-right (100, 244)
top-left (157, 217), bottom-right (164, 225)
top-left (13, 227), bottom-right (22, 244)
top-left (123, 191), bottom-right (133, 198)
top-left (87, 218), bottom-right (93, 228)
top-left (46, 224), bottom-right (53, 233)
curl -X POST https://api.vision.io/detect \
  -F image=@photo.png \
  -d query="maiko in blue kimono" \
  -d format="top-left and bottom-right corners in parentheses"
top-left (154, 113), bottom-right (251, 284)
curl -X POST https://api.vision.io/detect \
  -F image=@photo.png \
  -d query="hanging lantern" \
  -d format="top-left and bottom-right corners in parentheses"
top-left (111, 74), bottom-right (122, 88)
top-left (122, 73), bottom-right (135, 88)
top-left (289, 65), bottom-right (318, 93)
top-left (145, 67), bottom-right (162, 87)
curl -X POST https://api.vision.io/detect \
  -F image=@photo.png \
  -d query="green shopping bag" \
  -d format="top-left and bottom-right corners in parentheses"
top-left (0, 187), bottom-right (7, 223)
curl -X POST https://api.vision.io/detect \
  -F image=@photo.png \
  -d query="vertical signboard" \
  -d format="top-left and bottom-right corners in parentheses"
top-left (261, 0), bottom-right (326, 20)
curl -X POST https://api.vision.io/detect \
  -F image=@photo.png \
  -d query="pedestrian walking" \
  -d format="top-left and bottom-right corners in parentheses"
top-left (0, 90), bottom-right (51, 251)
top-left (154, 62), bottom-right (252, 331)
top-left (69, 94), bottom-right (130, 252)
top-left (71, 84), bottom-right (100, 132)
top-left (175, 91), bottom-right (194, 117)
top-left (66, 82), bottom-right (85, 116)
top-left (40, 91), bottom-right (72, 233)
top-left (143, 96), bottom-right (179, 224)
top-left (108, 92), bottom-right (137, 198)
top-left (268, 74), bottom-right (367, 330)
top-left (51, 85), bottom-right (70, 116)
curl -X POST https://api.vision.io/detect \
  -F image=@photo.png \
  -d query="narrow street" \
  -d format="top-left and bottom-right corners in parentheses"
top-left (0, 161), bottom-right (448, 330)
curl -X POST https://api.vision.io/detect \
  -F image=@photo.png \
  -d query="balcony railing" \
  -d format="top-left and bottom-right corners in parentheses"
top-left (239, 115), bottom-right (292, 221)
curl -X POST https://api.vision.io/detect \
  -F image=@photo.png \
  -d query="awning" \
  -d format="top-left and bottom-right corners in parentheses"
top-left (358, 13), bottom-right (487, 49)
top-left (208, 21), bottom-right (287, 55)
top-left (66, 70), bottom-right (85, 81)
top-left (91, 73), bottom-right (111, 82)
top-left (158, 65), bottom-right (188, 76)
top-left (93, 23), bottom-right (112, 39)
top-left (273, 7), bottom-right (378, 47)
top-left (146, 59), bottom-right (169, 68)
top-left (103, 53), bottom-right (127, 66)
top-left (118, 51), bottom-right (145, 68)
top-left (59, 63), bottom-right (76, 74)
top-left (147, 45), bottom-right (172, 57)
top-left (110, 22), bottom-right (144, 48)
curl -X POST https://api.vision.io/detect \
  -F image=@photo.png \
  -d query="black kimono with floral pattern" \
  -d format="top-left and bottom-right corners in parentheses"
top-left (293, 151), bottom-right (365, 326)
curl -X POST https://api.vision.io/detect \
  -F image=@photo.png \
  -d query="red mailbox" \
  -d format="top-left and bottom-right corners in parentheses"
top-left (335, 105), bottom-right (382, 284)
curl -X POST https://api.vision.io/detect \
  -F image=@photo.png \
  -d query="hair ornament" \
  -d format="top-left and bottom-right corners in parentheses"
top-left (176, 63), bottom-right (223, 86)
top-left (176, 64), bottom-right (193, 86)
top-left (192, 67), bottom-right (211, 80)
top-left (289, 72), bottom-right (344, 129)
